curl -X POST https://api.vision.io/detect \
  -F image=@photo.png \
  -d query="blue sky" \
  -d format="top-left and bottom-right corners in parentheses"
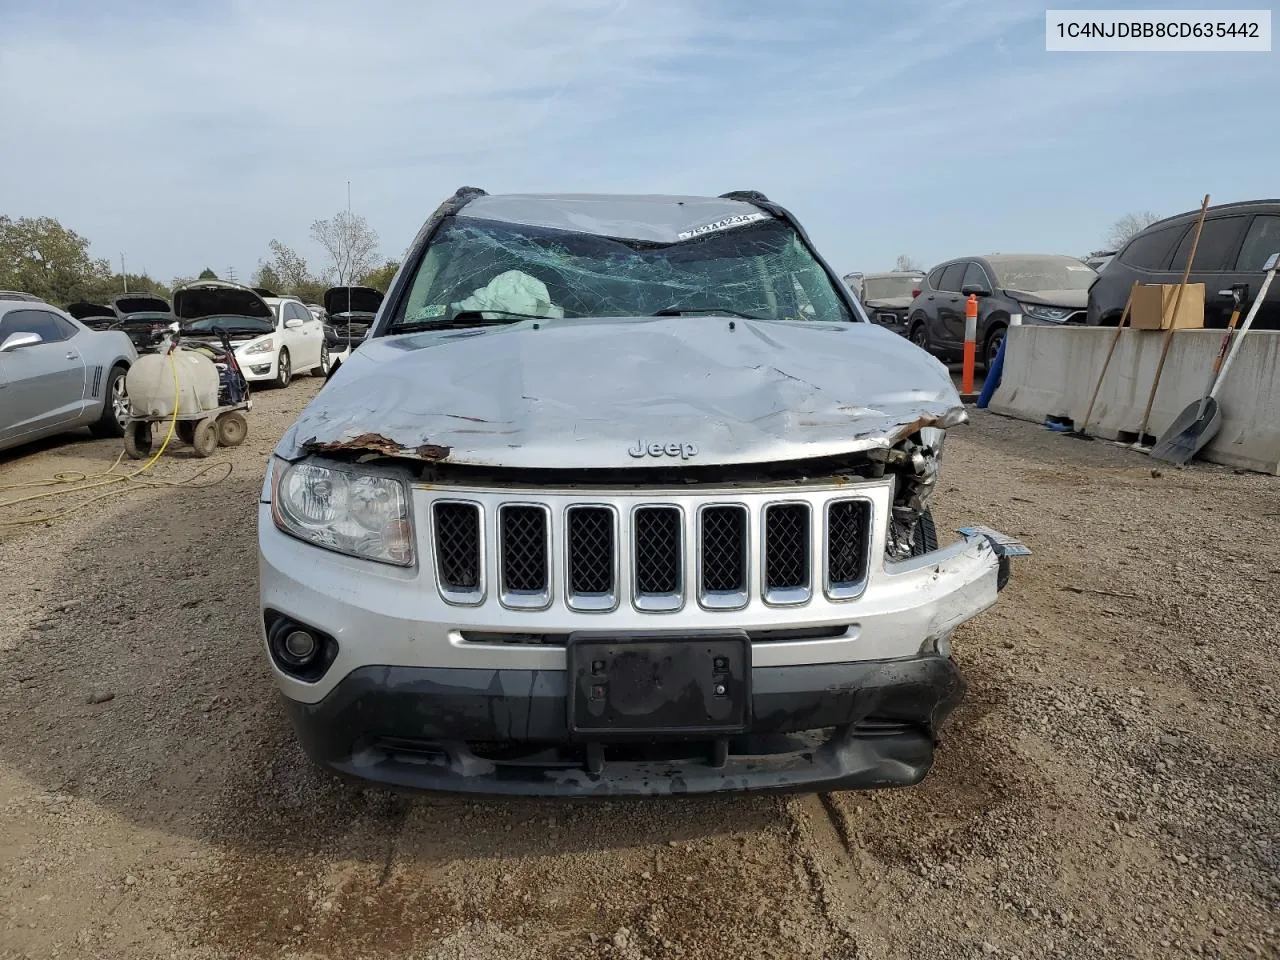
top-left (0, 0), bottom-right (1275, 284)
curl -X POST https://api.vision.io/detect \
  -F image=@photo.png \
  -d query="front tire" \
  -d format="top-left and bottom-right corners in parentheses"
top-left (274, 348), bottom-right (292, 389)
top-left (908, 315), bottom-right (933, 354)
top-left (123, 420), bottom-right (152, 460)
top-left (89, 365), bottom-right (130, 438)
top-left (311, 342), bottom-right (330, 377)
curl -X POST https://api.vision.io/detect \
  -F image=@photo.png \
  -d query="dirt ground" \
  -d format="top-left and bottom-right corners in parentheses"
top-left (0, 378), bottom-right (1276, 960)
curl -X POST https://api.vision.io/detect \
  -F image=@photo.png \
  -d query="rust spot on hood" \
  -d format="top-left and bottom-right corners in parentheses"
top-left (304, 432), bottom-right (451, 461)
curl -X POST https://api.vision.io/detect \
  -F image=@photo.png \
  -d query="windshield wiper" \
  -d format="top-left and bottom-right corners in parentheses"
top-left (391, 310), bottom-right (552, 333)
top-left (651, 306), bottom-right (769, 321)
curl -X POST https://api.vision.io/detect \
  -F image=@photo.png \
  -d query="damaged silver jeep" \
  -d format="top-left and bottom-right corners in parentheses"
top-left (258, 187), bottom-right (1026, 796)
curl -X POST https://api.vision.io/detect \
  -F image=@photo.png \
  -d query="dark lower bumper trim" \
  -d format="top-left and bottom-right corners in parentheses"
top-left (282, 657), bottom-right (964, 797)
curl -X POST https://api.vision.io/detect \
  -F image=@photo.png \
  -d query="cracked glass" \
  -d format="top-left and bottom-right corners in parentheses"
top-left (392, 216), bottom-right (854, 328)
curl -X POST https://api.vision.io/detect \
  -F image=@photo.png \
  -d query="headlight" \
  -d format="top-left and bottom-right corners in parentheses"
top-left (272, 460), bottom-right (415, 566)
top-left (1019, 302), bottom-right (1072, 323)
top-left (244, 338), bottom-right (275, 355)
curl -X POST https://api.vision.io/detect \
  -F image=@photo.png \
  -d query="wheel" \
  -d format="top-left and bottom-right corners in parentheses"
top-left (191, 418), bottom-right (219, 458)
top-left (176, 421), bottom-right (197, 445)
top-left (274, 348), bottom-right (292, 389)
top-left (311, 342), bottom-right (331, 377)
top-left (908, 316), bottom-right (932, 353)
top-left (89, 365), bottom-right (130, 438)
top-left (216, 411), bottom-right (248, 447)
top-left (911, 509), bottom-right (939, 556)
top-left (983, 324), bottom-right (1007, 373)
top-left (123, 420), bottom-right (153, 460)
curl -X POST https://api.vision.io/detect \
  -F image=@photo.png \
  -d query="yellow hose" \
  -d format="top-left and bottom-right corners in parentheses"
top-left (0, 347), bottom-right (234, 526)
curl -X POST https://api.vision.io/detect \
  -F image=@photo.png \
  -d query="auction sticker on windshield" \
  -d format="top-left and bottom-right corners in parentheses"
top-left (676, 212), bottom-right (769, 241)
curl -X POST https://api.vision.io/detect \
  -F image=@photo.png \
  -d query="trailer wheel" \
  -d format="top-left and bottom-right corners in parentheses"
top-left (191, 418), bottom-right (219, 458)
top-left (176, 421), bottom-right (197, 446)
top-left (217, 411), bottom-right (248, 447)
top-left (123, 421), bottom-right (153, 460)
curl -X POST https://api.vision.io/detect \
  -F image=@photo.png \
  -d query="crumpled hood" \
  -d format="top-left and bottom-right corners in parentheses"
top-left (279, 317), bottom-right (962, 469)
top-left (1004, 288), bottom-right (1089, 309)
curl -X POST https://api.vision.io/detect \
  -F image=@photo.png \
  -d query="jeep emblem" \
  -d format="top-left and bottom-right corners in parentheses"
top-left (628, 440), bottom-right (698, 460)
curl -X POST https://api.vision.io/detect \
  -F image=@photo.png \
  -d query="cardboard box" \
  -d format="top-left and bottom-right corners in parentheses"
top-left (1131, 283), bottom-right (1205, 330)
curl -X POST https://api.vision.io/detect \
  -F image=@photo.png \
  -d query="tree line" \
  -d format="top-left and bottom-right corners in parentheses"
top-left (0, 211), bottom-right (399, 309)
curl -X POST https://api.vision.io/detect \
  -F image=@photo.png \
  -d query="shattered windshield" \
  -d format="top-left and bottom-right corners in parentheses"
top-left (990, 257), bottom-right (1096, 293)
top-left (390, 216), bottom-right (854, 330)
top-left (862, 277), bottom-right (921, 300)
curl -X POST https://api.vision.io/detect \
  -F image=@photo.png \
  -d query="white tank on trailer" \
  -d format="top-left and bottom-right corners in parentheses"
top-left (125, 349), bottom-right (221, 417)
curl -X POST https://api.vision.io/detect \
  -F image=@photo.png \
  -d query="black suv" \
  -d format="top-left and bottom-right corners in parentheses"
top-left (906, 254), bottom-right (1096, 370)
top-left (1087, 200), bottom-right (1280, 329)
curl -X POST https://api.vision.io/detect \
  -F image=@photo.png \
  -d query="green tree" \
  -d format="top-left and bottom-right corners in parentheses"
top-left (0, 215), bottom-right (113, 304)
top-left (197, 267), bottom-right (219, 280)
top-left (251, 262), bottom-right (285, 295)
top-left (358, 259), bottom-right (400, 293)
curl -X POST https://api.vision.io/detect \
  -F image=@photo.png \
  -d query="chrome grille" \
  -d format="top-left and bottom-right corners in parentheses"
top-left (826, 500), bottom-right (870, 598)
top-left (634, 507), bottom-right (682, 611)
top-left (566, 506), bottom-right (615, 609)
top-left (700, 505), bottom-right (748, 609)
top-left (499, 505), bottom-right (550, 606)
top-left (428, 491), bottom-right (874, 612)
top-left (764, 503), bottom-right (810, 604)
top-left (433, 502), bottom-right (481, 598)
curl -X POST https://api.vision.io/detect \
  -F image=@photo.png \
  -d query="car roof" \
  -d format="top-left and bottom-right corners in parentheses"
top-left (1, 296), bottom-right (54, 310)
top-left (457, 193), bottom-right (773, 244)
top-left (983, 254), bottom-right (1089, 264)
top-left (1141, 198), bottom-right (1280, 233)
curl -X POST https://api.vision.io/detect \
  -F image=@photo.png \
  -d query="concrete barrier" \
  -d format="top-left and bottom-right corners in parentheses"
top-left (989, 326), bottom-right (1280, 475)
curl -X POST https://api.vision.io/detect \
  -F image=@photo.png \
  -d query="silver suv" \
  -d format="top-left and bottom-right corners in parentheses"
top-left (257, 188), bottom-right (1025, 796)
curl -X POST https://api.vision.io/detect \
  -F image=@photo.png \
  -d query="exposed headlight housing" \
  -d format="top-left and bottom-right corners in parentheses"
top-left (1018, 302), bottom-right (1072, 323)
top-left (271, 459), bottom-right (415, 566)
top-left (244, 338), bottom-right (275, 355)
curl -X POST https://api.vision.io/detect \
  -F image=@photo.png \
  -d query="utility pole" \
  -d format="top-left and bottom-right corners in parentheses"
top-left (345, 179), bottom-right (352, 287)
top-left (226, 266), bottom-right (237, 283)
top-left (121, 253), bottom-right (128, 293)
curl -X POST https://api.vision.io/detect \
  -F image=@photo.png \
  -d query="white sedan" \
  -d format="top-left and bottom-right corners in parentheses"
top-left (173, 281), bottom-right (329, 387)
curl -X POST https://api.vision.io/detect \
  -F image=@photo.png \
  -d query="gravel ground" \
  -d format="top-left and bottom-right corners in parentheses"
top-left (0, 379), bottom-right (1276, 960)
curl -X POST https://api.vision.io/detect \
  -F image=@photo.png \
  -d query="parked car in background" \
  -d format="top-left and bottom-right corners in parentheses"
top-left (0, 290), bottom-right (41, 302)
top-left (258, 186), bottom-right (1022, 797)
top-left (305, 303), bottom-right (327, 322)
top-left (907, 254), bottom-right (1096, 370)
top-left (173, 280), bottom-right (328, 388)
top-left (104, 293), bottom-right (174, 354)
top-left (64, 301), bottom-right (119, 330)
top-left (857, 270), bottom-right (925, 336)
top-left (1087, 199), bottom-right (1280, 330)
top-left (322, 285), bottom-right (382, 364)
top-left (841, 271), bottom-right (864, 299)
top-left (0, 296), bottom-right (136, 452)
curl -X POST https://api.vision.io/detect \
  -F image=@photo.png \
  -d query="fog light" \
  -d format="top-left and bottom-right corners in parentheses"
top-left (282, 629), bottom-right (318, 664)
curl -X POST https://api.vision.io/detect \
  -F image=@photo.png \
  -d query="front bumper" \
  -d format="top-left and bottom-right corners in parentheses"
top-left (283, 656), bottom-right (964, 796)
top-left (238, 351), bottom-right (278, 382)
top-left (259, 478), bottom-right (1021, 794)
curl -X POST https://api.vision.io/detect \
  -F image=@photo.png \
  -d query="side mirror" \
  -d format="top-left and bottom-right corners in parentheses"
top-left (284, 317), bottom-right (304, 329)
top-left (961, 283), bottom-right (991, 297)
top-left (0, 331), bottom-right (42, 353)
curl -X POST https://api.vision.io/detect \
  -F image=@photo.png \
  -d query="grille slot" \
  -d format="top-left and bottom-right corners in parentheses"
top-left (700, 505), bottom-right (748, 609)
top-left (499, 504), bottom-right (550, 606)
top-left (764, 503), bottom-right (811, 604)
top-left (566, 506), bottom-right (615, 609)
top-left (633, 507), bottom-right (682, 611)
top-left (433, 502), bottom-right (482, 601)
top-left (826, 500), bottom-right (870, 598)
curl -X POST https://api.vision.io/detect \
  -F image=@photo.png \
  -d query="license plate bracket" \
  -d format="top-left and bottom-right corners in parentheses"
top-left (567, 632), bottom-right (751, 738)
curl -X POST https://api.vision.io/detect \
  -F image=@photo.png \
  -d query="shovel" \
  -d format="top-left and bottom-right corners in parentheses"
top-left (1150, 252), bottom-right (1279, 465)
